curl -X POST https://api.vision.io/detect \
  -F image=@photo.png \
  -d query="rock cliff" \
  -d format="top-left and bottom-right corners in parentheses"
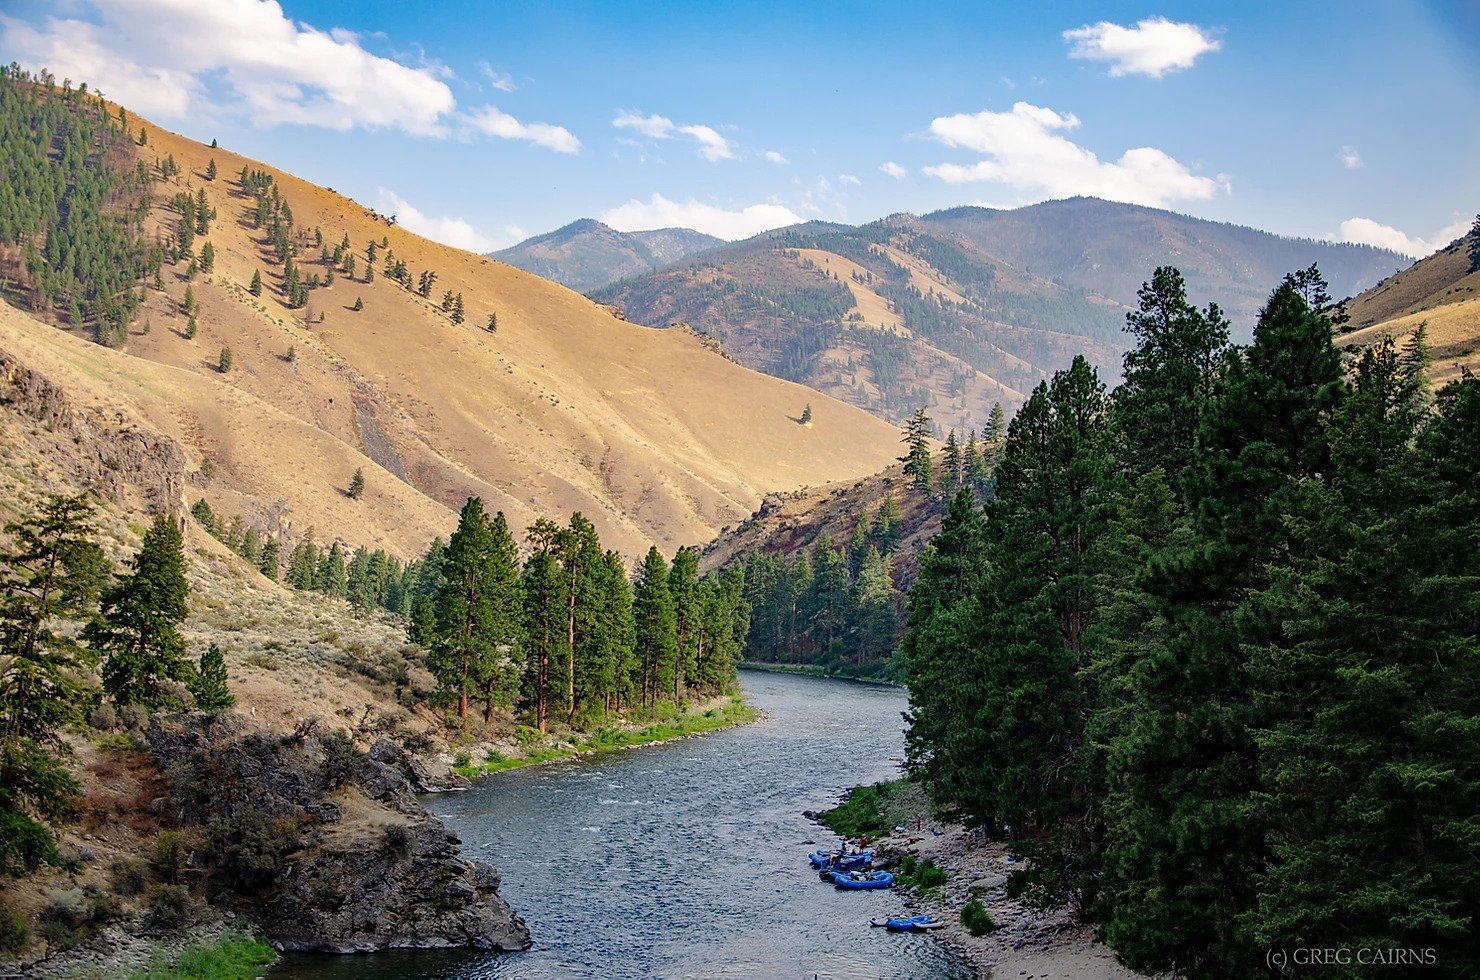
top-left (147, 712), bottom-right (530, 954)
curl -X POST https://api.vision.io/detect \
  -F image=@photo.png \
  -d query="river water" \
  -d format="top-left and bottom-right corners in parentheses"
top-left (273, 671), bottom-right (970, 978)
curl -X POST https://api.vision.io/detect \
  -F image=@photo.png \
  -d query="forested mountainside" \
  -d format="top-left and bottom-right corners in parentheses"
top-left (592, 202), bottom-right (1403, 433)
top-left (0, 70), bottom-right (900, 564)
top-left (491, 219), bottom-right (723, 293)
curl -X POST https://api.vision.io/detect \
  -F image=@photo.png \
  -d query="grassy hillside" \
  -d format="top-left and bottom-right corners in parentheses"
top-left (594, 220), bottom-right (1125, 434)
top-left (1342, 225), bottom-right (1480, 386)
top-left (491, 219), bottom-right (723, 293)
top-left (1, 81), bottom-right (901, 563)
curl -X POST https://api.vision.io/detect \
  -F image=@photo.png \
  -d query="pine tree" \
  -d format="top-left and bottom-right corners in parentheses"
top-left (189, 644), bottom-right (234, 712)
top-left (189, 498), bottom-right (217, 535)
top-left (218, 346), bottom-right (232, 373)
top-left (1112, 266), bottom-right (1230, 484)
top-left (486, 311), bottom-right (498, 332)
top-left (451, 293), bottom-right (465, 326)
top-left (800, 403), bottom-right (813, 424)
top-left (668, 547), bottom-right (701, 703)
top-left (258, 536), bottom-right (279, 581)
top-left (352, 296), bottom-right (363, 311)
top-left (314, 541), bottom-right (347, 597)
top-left (941, 430), bottom-right (961, 489)
top-left (204, 158), bottom-right (217, 181)
top-left (633, 547), bottom-right (677, 706)
top-left (347, 468), bottom-right (364, 499)
top-left (0, 495), bottom-right (108, 874)
top-left (249, 269), bottom-right (262, 296)
top-left (86, 515), bottom-right (191, 708)
top-left (184, 316), bottom-right (197, 340)
top-left (428, 499), bottom-right (512, 719)
top-left (521, 544), bottom-right (569, 732)
top-left (1101, 269), bottom-right (1346, 976)
top-left (901, 408), bottom-right (933, 489)
top-left (199, 241), bottom-right (214, 273)
top-left (477, 512), bottom-right (522, 720)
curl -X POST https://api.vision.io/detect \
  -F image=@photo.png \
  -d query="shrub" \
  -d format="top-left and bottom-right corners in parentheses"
top-left (960, 898), bottom-right (997, 936)
top-left (318, 730), bottom-right (361, 789)
top-left (206, 808), bottom-right (295, 890)
top-left (0, 903), bottom-right (29, 954)
top-left (40, 889), bottom-right (87, 930)
top-left (109, 856), bottom-right (150, 895)
top-left (86, 891), bottom-right (124, 926)
top-left (914, 858), bottom-right (948, 889)
top-left (152, 831), bottom-right (188, 884)
top-left (148, 884), bottom-right (194, 929)
top-left (452, 750), bottom-right (472, 769)
top-left (118, 703), bottom-right (150, 732)
top-left (89, 701), bottom-right (118, 731)
top-left (36, 920), bottom-right (78, 950)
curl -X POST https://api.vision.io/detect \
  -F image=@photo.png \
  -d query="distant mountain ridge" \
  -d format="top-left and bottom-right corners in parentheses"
top-left (588, 198), bottom-right (1408, 434)
top-left (491, 219), bottom-right (723, 293)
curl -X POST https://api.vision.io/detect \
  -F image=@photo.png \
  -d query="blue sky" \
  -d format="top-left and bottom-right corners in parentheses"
top-left (3, 1), bottom-right (1475, 256)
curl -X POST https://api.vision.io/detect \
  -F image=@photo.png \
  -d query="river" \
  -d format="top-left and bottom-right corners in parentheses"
top-left (273, 671), bottom-right (971, 978)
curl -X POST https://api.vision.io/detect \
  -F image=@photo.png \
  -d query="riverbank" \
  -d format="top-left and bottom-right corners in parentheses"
top-left (816, 783), bottom-right (1142, 979)
top-left (738, 660), bottom-right (901, 686)
top-left (449, 695), bottom-right (758, 778)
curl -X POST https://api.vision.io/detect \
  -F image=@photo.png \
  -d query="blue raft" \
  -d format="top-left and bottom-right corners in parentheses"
top-left (831, 869), bottom-right (894, 890)
top-left (808, 848), bottom-right (873, 870)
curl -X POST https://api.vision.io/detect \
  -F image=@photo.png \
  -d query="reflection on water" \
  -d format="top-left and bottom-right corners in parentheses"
top-left (273, 671), bottom-right (969, 979)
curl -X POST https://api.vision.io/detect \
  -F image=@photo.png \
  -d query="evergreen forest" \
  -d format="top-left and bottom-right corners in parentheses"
top-left (901, 265), bottom-right (1480, 975)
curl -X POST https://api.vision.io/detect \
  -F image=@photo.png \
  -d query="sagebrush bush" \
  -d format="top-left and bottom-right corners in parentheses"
top-left (109, 856), bottom-right (149, 895)
top-left (148, 884), bottom-right (194, 929)
top-left (89, 701), bottom-right (118, 731)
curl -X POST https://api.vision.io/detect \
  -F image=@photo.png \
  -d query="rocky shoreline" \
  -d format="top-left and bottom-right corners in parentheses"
top-left (874, 822), bottom-right (1143, 979)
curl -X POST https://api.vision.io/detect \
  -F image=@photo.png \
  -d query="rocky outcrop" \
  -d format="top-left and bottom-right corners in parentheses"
top-left (146, 712), bottom-right (530, 955)
top-left (0, 348), bottom-right (185, 515)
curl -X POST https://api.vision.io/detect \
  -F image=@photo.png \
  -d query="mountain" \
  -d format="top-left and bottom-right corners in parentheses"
top-left (1342, 222), bottom-right (1480, 386)
top-left (0, 86), bottom-right (902, 564)
top-left (592, 201), bottom-right (1408, 434)
top-left (490, 219), bottom-right (723, 293)
top-left (918, 198), bottom-right (1406, 326)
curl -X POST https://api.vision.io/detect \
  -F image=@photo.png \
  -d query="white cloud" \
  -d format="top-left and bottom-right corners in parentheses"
top-left (0, 1), bottom-right (458, 134)
top-left (1339, 145), bottom-right (1363, 169)
top-left (839, 173), bottom-right (861, 186)
top-left (477, 61), bottom-right (515, 91)
top-left (600, 194), bottom-right (801, 240)
top-left (465, 105), bottom-right (580, 153)
top-left (378, 189), bottom-right (524, 253)
top-left (764, 150), bottom-right (789, 165)
top-left (1337, 217), bottom-right (1469, 259)
top-left (880, 161), bottom-right (907, 178)
top-left (612, 111), bottom-right (736, 161)
top-left (1063, 16), bottom-right (1219, 78)
top-left (924, 101), bottom-right (1229, 208)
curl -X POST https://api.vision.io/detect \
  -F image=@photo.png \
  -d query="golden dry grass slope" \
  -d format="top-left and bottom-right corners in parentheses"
top-left (1343, 232), bottom-right (1480, 386)
top-left (9, 107), bottom-right (902, 560)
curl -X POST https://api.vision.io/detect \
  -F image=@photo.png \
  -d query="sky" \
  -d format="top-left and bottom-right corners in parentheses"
top-left (2, 0), bottom-right (1476, 257)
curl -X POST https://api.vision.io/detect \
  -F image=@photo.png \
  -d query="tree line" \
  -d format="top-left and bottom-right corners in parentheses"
top-left (1, 498), bottom-right (230, 878)
top-left (902, 265), bottom-right (1479, 975)
top-left (410, 500), bottom-right (748, 731)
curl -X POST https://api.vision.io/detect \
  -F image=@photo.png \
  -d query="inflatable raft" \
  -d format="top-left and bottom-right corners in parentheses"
top-left (831, 869), bottom-right (894, 890)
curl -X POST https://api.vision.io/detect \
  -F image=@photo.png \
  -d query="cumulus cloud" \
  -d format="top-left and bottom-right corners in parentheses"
top-left (377, 189), bottom-right (525, 253)
top-left (477, 61), bottom-right (515, 91)
top-left (1063, 16), bottom-right (1219, 78)
top-left (612, 111), bottom-right (736, 161)
top-left (1338, 217), bottom-right (1470, 259)
top-left (600, 194), bottom-right (801, 240)
top-left (880, 161), bottom-right (907, 178)
top-left (1339, 145), bottom-right (1363, 169)
top-left (839, 173), bottom-right (861, 186)
top-left (0, 0), bottom-right (458, 134)
top-left (923, 101), bottom-right (1229, 208)
top-left (764, 150), bottom-right (789, 165)
top-left (465, 105), bottom-right (581, 153)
